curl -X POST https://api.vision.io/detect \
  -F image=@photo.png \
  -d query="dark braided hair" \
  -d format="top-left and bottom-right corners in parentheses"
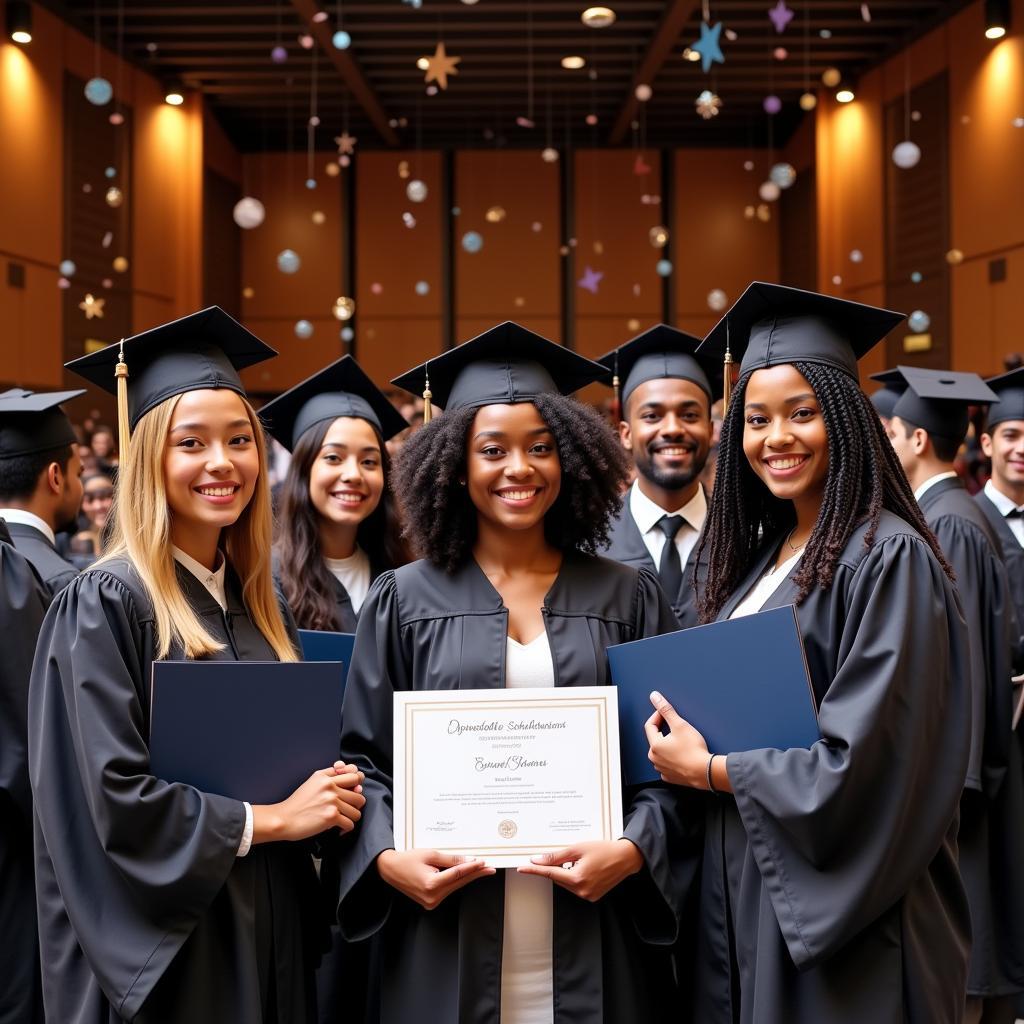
top-left (394, 393), bottom-right (631, 572)
top-left (696, 359), bottom-right (953, 623)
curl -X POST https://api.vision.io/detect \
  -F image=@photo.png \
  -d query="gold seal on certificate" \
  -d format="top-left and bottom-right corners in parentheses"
top-left (393, 687), bottom-right (624, 867)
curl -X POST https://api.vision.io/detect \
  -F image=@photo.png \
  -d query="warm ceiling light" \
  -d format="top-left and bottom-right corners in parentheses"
top-left (984, 0), bottom-right (1010, 38)
top-left (836, 87), bottom-right (855, 103)
top-left (561, 55), bottom-right (586, 69)
top-left (6, 1), bottom-right (31, 43)
top-left (581, 6), bottom-right (616, 28)
top-left (165, 90), bottom-right (185, 106)
top-left (682, 47), bottom-right (702, 62)
top-left (416, 56), bottom-right (430, 70)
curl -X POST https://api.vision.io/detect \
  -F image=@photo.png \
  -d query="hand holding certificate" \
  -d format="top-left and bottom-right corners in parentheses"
top-left (393, 687), bottom-right (623, 868)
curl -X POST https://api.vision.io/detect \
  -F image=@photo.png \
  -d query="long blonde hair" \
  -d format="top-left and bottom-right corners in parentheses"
top-left (100, 391), bottom-right (297, 661)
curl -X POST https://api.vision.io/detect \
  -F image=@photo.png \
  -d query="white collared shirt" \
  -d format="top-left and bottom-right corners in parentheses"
top-left (0, 508), bottom-right (56, 546)
top-left (985, 479), bottom-right (1024, 548)
top-left (170, 545), bottom-right (252, 855)
top-left (629, 481), bottom-right (707, 570)
top-left (914, 471), bottom-right (958, 502)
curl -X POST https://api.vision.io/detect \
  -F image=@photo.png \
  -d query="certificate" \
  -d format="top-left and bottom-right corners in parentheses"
top-left (394, 687), bottom-right (623, 867)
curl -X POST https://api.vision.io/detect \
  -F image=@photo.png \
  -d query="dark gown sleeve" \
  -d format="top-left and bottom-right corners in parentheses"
top-left (28, 571), bottom-right (248, 1010)
top-left (336, 571), bottom-right (406, 941)
top-left (620, 567), bottom-right (704, 945)
top-left (726, 534), bottom-right (971, 970)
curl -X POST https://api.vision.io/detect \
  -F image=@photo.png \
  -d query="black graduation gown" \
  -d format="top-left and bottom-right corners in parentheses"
top-left (694, 510), bottom-right (973, 1023)
top-left (0, 521), bottom-right (49, 1024)
top-left (29, 557), bottom-right (327, 1024)
top-left (920, 477), bottom-right (1024, 997)
top-left (5, 520), bottom-right (78, 598)
top-left (597, 491), bottom-right (705, 628)
top-left (337, 552), bottom-right (700, 1024)
top-left (975, 490), bottom-right (1024, 654)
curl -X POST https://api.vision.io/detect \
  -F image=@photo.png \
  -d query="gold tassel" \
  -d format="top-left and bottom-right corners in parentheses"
top-left (611, 351), bottom-right (621, 423)
top-left (722, 320), bottom-right (734, 414)
top-left (422, 363), bottom-right (432, 424)
top-left (115, 338), bottom-right (131, 457)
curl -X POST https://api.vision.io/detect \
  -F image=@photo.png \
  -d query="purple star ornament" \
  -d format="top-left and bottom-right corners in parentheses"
top-left (577, 266), bottom-right (604, 294)
top-left (768, 0), bottom-right (794, 33)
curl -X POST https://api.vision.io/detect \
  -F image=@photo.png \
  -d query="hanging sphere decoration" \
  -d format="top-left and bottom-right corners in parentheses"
top-left (332, 30), bottom-right (352, 49)
top-left (759, 180), bottom-right (781, 202)
top-left (232, 197), bottom-right (266, 229)
top-left (105, 186), bottom-right (124, 208)
top-left (332, 296), bottom-right (356, 321)
top-left (276, 249), bottom-right (301, 274)
top-left (85, 77), bottom-right (113, 106)
top-left (312, 210), bottom-right (326, 225)
top-left (849, 249), bottom-right (864, 263)
top-left (461, 231), bottom-right (484, 253)
top-left (634, 84), bottom-right (653, 102)
top-left (112, 256), bottom-right (129, 273)
top-left (763, 95), bottom-right (782, 115)
top-left (541, 147), bottom-right (560, 163)
top-left (946, 248), bottom-right (965, 265)
top-left (271, 45), bottom-right (288, 63)
top-left (656, 259), bottom-right (673, 277)
top-left (910, 271), bottom-right (923, 283)
top-left (892, 140), bottom-right (921, 169)
top-left (707, 289), bottom-right (728, 312)
top-left (769, 162), bottom-right (796, 189)
top-left (908, 310), bottom-right (931, 333)
top-left (59, 260), bottom-right (76, 277)
top-left (649, 226), bottom-right (669, 249)
top-left (415, 281), bottom-right (430, 296)
top-left (294, 320), bottom-right (314, 340)
top-left (341, 326), bottom-right (354, 342)
top-left (799, 91), bottom-right (818, 111)
top-left (406, 179), bottom-right (428, 203)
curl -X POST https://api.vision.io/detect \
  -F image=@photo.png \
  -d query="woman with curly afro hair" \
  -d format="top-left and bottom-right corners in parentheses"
top-left (643, 284), bottom-right (973, 1024)
top-left (335, 323), bottom-right (698, 1024)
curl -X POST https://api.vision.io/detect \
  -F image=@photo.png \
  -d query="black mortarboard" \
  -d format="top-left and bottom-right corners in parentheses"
top-left (699, 282), bottom-right (905, 380)
top-left (596, 324), bottom-right (720, 406)
top-left (984, 368), bottom-right (1024, 430)
top-left (391, 322), bottom-right (606, 413)
top-left (260, 356), bottom-right (408, 451)
top-left (0, 387), bottom-right (85, 459)
top-left (65, 307), bottom-right (276, 434)
top-left (870, 366), bottom-right (998, 442)
top-left (869, 380), bottom-right (903, 419)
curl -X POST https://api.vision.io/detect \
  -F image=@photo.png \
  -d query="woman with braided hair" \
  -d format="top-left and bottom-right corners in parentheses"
top-left (644, 284), bottom-right (973, 1023)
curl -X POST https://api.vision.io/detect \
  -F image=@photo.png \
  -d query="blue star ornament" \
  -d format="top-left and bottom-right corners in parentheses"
top-left (691, 21), bottom-right (725, 74)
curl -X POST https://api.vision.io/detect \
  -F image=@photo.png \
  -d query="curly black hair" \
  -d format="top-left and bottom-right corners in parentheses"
top-left (696, 359), bottom-right (953, 622)
top-left (394, 393), bottom-right (631, 572)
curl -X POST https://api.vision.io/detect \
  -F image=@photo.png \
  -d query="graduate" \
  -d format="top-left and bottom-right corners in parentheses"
top-left (29, 307), bottom-right (366, 1024)
top-left (0, 387), bottom-right (84, 597)
top-left (868, 376), bottom-right (903, 427)
top-left (260, 355), bottom-right (409, 1024)
top-left (878, 365), bottom-right (1024, 1021)
top-left (594, 325), bottom-right (719, 627)
top-left (262, 355), bottom-right (409, 634)
top-left (0, 517), bottom-right (50, 1024)
top-left (69, 468), bottom-right (116, 566)
top-left (976, 367), bottom-right (1024, 634)
top-left (337, 322), bottom-right (698, 1024)
top-left (643, 283), bottom-right (973, 1023)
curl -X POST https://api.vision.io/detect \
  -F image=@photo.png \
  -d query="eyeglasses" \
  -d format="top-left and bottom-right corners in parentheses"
top-left (83, 489), bottom-right (114, 503)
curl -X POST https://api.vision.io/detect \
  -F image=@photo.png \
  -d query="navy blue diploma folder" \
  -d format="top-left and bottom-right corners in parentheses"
top-left (149, 660), bottom-right (344, 804)
top-left (298, 629), bottom-right (356, 689)
top-left (608, 605), bottom-right (820, 786)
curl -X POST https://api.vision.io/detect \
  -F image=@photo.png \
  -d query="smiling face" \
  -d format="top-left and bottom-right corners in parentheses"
top-left (308, 416), bottom-right (384, 528)
top-left (621, 377), bottom-right (712, 499)
top-left (466, 402), bottom-right (561, 534)
top-left (163, 389), bottom-right (260, 548)
top-left (742, 364), bottom-right (829, 509)
top-left (81, 474), bottom-right (114, 530)
top-left (982, 421), bottom-right (1024, 498)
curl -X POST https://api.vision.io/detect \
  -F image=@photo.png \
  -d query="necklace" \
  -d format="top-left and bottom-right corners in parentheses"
top-left (785, 528), bottom-right (807, 553)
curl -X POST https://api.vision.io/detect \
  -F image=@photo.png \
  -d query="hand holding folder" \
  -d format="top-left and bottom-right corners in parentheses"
top-left (608, 605), bottom-right (821, 786)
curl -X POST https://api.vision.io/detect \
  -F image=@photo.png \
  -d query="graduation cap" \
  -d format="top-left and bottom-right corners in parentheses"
top-left (391, 321), bottom-right (606, 421)
top-left (983, 368), bottom-right (1024, 430)
top-left (596, 324), bottom-right (721, 416)
top-left (869, 366), bottom-right (998, 442)
top-left (0, 387), bottom-right (85, 459)
top-left (869, 380), bottom-right (904, 420)
top-left (260, 355), bottom-right (408, 452)
top-left (65, 306), bottom-right (276, 456)
top-left (699, 282), bottom-right (906, 409)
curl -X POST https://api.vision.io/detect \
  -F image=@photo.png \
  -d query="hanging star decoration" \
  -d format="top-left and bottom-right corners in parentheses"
top-left (768, 0), bottom-right (794, 33)
top-left (690, 22), bottom-right (725, 74)
top-left (79, 293), bottom-right (105, 320)
top-left (695, 90), bottom-right (722, 120)
top-left (423, 42), bottom-right (461, 90)
top-left (335, 132), bottom-right (357, 157)
top-left (577, 266), bottom-right (604, 294)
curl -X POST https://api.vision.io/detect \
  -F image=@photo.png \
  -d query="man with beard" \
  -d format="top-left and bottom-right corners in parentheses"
top-left (0, 389), bottom-right (85, 599)
top-left (596, 326), bottom-right (718, 627)
top-left (0, 387), bottom-right (85, 1024)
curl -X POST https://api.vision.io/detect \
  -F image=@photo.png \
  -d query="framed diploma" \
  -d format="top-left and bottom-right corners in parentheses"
top-left (394, 687), bottom-right (624, 868)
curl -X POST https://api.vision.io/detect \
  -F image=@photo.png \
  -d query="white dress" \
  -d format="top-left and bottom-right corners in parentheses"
top-left (499, 632), bottom-right (556, 1024)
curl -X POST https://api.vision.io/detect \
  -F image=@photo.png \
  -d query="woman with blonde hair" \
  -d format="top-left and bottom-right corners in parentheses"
top-left (29, 308), bottom-right (365, 1024)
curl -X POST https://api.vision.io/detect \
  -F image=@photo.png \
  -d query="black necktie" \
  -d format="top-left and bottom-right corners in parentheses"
top-left (656, 515), bottom-right (685, 600)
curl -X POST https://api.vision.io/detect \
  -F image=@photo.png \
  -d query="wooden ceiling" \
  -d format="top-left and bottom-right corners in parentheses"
top-left (45, 0), bottom-right (968, 150)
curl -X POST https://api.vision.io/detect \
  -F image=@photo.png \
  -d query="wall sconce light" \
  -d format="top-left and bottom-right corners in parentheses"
top-left (6, 1), bottom-right (32, 44)
top-left (984, 0), bottom-right (1010, 39)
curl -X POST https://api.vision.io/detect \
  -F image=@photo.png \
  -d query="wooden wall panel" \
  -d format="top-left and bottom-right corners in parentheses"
top-left (454, 150), bottom-right (561, 341)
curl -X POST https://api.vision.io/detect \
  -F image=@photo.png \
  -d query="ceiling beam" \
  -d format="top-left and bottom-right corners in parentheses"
top-left (608, 0), bottom-right (702, 145)
top-left (287, 0), bottom-right (398, 145)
